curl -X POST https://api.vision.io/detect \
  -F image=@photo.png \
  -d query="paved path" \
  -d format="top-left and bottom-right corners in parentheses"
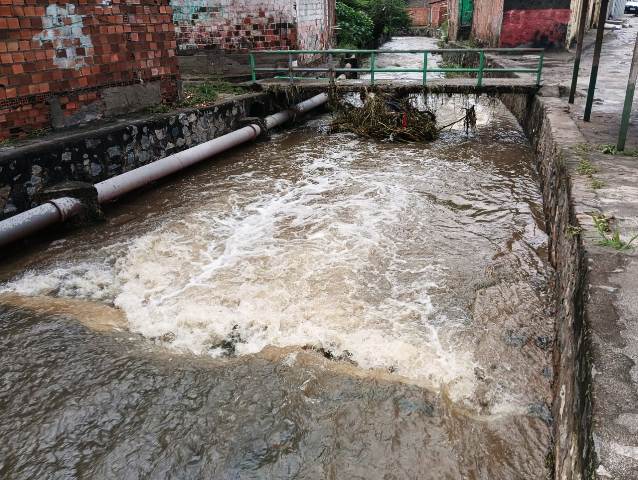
top-left (543, 15), bottom-right (638, 480)
top-left (496, 15), bottom-right (638, 150)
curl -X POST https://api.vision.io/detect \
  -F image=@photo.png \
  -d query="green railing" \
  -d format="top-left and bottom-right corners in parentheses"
top-left (248, 48), bottom-right (545, 87)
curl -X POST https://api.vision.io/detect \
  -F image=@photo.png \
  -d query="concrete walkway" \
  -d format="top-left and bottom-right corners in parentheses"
top-left (543, 14), bottom-right (638, 480)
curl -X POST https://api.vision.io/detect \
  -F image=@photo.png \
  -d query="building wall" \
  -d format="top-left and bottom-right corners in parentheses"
top-left (296, 0), bottom-right (334, 50)
top-left (447, 0), bottom-right (459, 40)
top-left (471, 0), bottom-right (504, 46)
top-left (408, 1), bottom-right (447, 27)
top-left (0, 0), bottom-right (180, 140)
top-left (500, 0), bottom-right (572, 48)
top-left (170, 0), bottom-right (333, 53)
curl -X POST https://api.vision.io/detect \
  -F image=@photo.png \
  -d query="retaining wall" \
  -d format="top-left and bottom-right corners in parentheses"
top-left (502, 92), bottom-right (594, 480)
top-left (0, 92), bottom-right (280, 221)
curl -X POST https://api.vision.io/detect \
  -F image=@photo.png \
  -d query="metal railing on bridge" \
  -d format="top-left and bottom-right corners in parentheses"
top-left (248, 48), bottom-right (545, 88)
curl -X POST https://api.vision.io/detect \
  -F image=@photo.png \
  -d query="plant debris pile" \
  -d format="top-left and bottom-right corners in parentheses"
top-left (331, 92), bottom-right (438, 142)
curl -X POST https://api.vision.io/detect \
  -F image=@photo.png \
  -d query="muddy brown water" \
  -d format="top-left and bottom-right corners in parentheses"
top-left (0, 39), bottom-right (554, 480)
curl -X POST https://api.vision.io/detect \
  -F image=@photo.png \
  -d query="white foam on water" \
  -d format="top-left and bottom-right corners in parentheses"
top-left (1, 135), bottom-right (478, 401)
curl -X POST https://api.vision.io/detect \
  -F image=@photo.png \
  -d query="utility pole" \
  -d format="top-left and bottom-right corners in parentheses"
top-left (617, 32), bottom-right (638, 152)
top-left (569, 0), bottom-right (589, 104)
top-left (584, 0), bottom-right (609, 121)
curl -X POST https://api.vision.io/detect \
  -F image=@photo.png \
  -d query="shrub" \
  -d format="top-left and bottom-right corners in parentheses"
top-left (336, 1), bottom-right (374, 48)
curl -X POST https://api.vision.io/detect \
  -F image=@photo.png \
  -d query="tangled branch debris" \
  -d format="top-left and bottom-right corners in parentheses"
top-left (331, 91), bottom-right (438, 142)
top-left (330, 91), bottom-right (477, 142)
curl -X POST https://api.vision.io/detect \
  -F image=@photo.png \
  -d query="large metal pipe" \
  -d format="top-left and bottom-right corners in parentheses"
top-left (0, 197), bottom-right (83, 247)
top-left (96, 93), bottom-right (328, 203)
top-left (0, 93), bottom-right (329, 248)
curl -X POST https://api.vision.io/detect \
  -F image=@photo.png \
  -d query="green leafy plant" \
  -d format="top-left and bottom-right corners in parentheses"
top-left (591, 178), bottom-right (605, 190)
top-left (566, 225), bottom-right (583, 237)
top-left (600, 144), bottom-right (617, 155)
top-left (336, 2), bottom-right (374, 48)
top-left (365, 0), bottom-right (411, 39)
top-left (577, 158), bottom-right (597, 176)
top-left (592, 214), bottom-right (638, 250)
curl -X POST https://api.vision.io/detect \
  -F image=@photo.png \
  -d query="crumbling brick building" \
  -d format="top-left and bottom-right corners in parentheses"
top-left (0, 0), bottom-right (180, 140)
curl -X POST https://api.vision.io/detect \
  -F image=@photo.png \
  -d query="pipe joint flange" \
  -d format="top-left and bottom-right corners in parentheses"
top-left (48, 197), bottom-right (84, 222)
top-left (238, 117), bottom-right (269, 139)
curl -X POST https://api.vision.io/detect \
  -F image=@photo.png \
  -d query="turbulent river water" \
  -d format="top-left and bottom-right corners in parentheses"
top-left (0, 38), bottom-right (554, 479)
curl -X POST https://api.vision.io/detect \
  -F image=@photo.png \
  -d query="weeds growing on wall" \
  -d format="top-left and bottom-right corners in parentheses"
top-left (181, 81), bottom-right (248, 107)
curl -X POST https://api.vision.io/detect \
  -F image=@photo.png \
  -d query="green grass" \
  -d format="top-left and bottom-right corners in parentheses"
top-left (592, 214), bottom-right (638, 250)
top-left (181, 81), bottom-right (247, 107)
top-left (566, 225), bottom-right (584, 237)
top-left (577, 158), bottom-right (598, 176)
top-left (145, 104), bottom-right (171, 114)
top-left (591, 178), bottom-right (605, 190)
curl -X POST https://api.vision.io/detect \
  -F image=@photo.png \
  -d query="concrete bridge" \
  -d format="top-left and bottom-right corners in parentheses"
top-left (249, 47), bottom-right (545, 96)
top-left (257, 77), bottom-right (542, 96)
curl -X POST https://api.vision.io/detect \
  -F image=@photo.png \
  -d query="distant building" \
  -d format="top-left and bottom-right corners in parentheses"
top-left (170, 0), bottom-right (335, 53)
top-left (447, 0), bottom-right (627, 49)
top-left (407, 0), bottom-right (448, 28)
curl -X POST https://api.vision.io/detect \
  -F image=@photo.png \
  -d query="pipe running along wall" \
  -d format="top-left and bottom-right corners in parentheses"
top-left (0, 93), bottom-right (329, 248)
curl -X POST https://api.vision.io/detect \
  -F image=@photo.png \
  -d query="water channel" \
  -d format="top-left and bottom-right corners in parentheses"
top-left (0, 38), bottom-right (554, 479)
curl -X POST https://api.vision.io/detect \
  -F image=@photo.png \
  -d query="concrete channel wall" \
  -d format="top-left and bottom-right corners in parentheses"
top-left (502, 92), bottom-right (594, 480)
top-left (0, 92), bottom-right (281, 220)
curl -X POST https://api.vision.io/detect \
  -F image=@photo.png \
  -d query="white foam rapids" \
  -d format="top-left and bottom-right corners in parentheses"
top-left (1, 136), bottom-right (478, 399)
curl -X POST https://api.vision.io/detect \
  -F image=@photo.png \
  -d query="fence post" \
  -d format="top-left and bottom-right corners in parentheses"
top-left (423, 51), bottom-right (428, 86)
top-left (569, 0), bottom-right (589, 103)
top-left (370, 52), bottom-right (376, 86)
top-left (288, 53), bottom-right (294, 84)
top-left (584, 0), bottom-right (610, 122)
top-left (328, 53), bottom-right (335, 86)
top-left (477, 51), bottom-right (485, 87)
top-left (249, 53), bottom-right (256, 83)
top-left (618, 32), bottom-right (638, 152)
top-left (536, 52), bottom-right (545, 87)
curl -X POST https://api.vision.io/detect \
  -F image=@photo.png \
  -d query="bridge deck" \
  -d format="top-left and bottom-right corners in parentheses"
top-left (257, 78), bottom-right (540, 95)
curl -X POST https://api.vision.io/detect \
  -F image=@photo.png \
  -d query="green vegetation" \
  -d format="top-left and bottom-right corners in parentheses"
top-left (566, 225), bottom-right (584, 237)
top-left (335, 2), bottom-right (374, 48)
top-left (182, 81), bottom-right (247, 107)
top-left (599, 143), bottom-right (638, 157)
top-left (440, 19), bottom-right (449, 42)
top-left (591, 178), bottom-right (605, 190)
top-left (577, 158), bottom-right (597, 176)
top-left (592, 214), bottom-right (638, 250)
top-left (336, 0), bottom-right (411, 48)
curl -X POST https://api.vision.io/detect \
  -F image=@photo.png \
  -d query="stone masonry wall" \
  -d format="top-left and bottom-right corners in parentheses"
top-left (0, 0), bottom-right (180, 140)
top-left (502, 92), bottom-right (594, 480)
top-left (0, 93), bottom-right (276, 220)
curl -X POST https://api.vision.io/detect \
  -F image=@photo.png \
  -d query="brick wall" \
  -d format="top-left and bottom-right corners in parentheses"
top-left (500, 0), bottom-right (572, 48)
top-left (0, 0), bottom-right (180, 140)
top-left (407, 1), bottom-right (447, 28)
top-left (170, 0), bottom-right (333, 53)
